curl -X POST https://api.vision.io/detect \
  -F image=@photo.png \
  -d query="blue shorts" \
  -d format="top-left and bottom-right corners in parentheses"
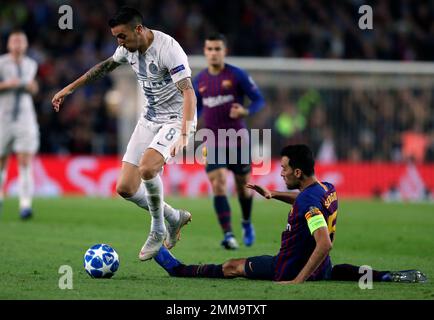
top-left (244, 255), bottom-right (332, 282)
top-left (205, 146), bottom-right (251, 175)
top-left (244, 255), bottom-right (277, 280)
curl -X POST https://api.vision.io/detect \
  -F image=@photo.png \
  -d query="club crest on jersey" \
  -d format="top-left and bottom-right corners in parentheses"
top-left (286, 223), bottom-right (292, 232)
top-left (149, 62), bottom-right (158, 74)
top-left (199, 86), bottom-right (207, 93)
top-left (305, 206), bottom-right (322, 220)
top-left (222, 79), bottom-right (232, 89)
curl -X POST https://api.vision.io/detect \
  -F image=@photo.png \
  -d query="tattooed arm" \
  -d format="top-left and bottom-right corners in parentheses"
top-left (170, 77), bottom-right (197, 157)
top-left (175, 77), bottom-right (196, 134)
top-left (52, 57), bottom-right (120, 112)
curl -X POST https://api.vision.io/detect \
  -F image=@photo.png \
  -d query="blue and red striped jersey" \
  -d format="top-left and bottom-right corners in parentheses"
top-left (274, 181), bottom-right (338, 281)
top-left (193, 63), bottom-right (265, 146)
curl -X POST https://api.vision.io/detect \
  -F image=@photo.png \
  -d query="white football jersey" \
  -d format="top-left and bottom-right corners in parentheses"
top-left (0, 54), bottom-right (38, 126)
top-left (113, 30), bottom-right (195, 124)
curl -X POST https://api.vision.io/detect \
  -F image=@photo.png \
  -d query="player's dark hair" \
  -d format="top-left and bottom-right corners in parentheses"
top-left (9, 29), bottom-right (26, 37)
top-left (280, 144), bottom-right (315, 176)
top-left (108, 7), bottom-right (144, 29)
top-left (205, 33), bottom-right (227, 45)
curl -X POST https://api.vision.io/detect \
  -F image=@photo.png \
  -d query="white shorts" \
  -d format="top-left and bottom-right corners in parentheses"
top-left (0, 121), bottom-right (39, 157)
top-left (122, 117), bottom-right (184, 166)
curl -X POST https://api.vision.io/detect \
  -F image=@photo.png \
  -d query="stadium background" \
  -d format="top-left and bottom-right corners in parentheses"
top-left (1, 0), bottom-right (434, 302)
top-left (1, 0), bottom-right (434, 200)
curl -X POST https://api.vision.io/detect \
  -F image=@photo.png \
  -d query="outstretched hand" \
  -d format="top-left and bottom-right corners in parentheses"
top-left (51, 88), bottom-right (71, 112)
top-left (276, 278), bottom-right (304, 285)
top-left (246, 183), bottom-right (272, 199)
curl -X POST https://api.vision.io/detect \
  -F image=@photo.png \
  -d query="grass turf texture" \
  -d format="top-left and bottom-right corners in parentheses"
top-left (0, 197), bottom-right (433, 300)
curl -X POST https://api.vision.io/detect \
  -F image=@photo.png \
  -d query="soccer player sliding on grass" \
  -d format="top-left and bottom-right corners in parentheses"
top-left (153, 144), bottom-right (427, 283)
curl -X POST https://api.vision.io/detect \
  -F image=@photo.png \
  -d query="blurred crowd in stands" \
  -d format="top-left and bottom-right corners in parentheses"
top-left (1, 0), bottom-right (434, 161)
top-left (255, 87), bottom-right (434, 163)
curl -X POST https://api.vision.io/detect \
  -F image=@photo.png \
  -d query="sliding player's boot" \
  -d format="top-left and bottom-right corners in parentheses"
top-left (385, 270), bottom-right (427, 283)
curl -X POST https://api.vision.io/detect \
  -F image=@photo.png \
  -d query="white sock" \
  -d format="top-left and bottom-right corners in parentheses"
top-left (125, 183), bottom-right (180, 225)
top-left (142, 175), bottom-right (166, 234)
top-left (18, 164), bottom-right (33, 209)
top-left (162, 202), bottom-right (180, 225)
top-left (125, 182), bottom-right (149, 209)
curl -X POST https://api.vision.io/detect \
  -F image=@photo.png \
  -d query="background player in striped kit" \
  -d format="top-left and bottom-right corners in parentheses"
top-left (52, 7), bottom-right (196, 261)
top-left (0, 31), bottom-right (39, 219)
top-left (193, 34), bottom-right (265, 249)
top-left (153, 144), bottom-right (426, 284)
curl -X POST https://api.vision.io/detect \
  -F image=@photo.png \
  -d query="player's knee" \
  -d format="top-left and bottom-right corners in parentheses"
top-left (211, 178), bottom-right (226, 195)
top-left (235, 177), bottom-right (250, 197)
top-left (17, 154), bottom-right (32, 167)
top-left (116, 183), bottom-right (135, 199)
top-left (222, 260), bottom-right (243, 277)
top-left (0, 157), bottom-right (7, 169)
top-left (139, 164), bottom-right (158, 180)
top-left (236, 184), bottom-right (251, 198)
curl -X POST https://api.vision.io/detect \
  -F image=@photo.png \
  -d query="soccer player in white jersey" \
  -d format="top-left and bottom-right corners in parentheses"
top-left (0, 31), bottom-right (39, 220)
top-left (52, 7), bottom-right (197, 261)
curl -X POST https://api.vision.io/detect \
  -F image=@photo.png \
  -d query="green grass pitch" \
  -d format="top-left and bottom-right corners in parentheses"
top-left (0, 196), bottom-right (433, 300)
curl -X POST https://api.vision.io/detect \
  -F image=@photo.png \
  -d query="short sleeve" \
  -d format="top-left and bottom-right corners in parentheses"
top-left (112, 46), bottom-right (129, 64)
top-left (161, 38), bottom-right (191, 83)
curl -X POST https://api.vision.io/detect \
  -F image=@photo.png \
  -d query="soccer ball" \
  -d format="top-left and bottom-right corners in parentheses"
top-left (83, 244), bottom-right (120, 278)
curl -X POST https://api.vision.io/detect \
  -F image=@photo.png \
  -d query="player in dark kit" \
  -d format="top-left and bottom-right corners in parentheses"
top-left (153, 144), bottom-right (427, 283)
top-left (193, 33), bottom-right (265, 250)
